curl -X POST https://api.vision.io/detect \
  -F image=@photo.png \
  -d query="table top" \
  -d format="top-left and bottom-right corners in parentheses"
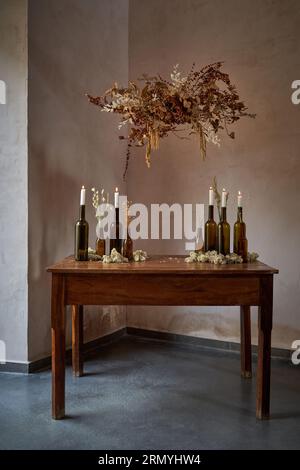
top-left (47, 255), bottom-right (278, 275)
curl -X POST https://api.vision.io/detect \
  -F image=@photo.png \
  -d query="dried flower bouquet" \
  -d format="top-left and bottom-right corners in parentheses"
top-left (87, 62), bottom-right (255, 178)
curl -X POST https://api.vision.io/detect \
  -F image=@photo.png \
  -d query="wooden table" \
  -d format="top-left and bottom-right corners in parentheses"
top-left (47, 256), bottom-right (278, 420)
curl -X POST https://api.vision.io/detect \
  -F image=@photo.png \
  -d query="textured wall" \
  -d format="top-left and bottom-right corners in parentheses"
top-left (127, 0), bottom-right (300, 349)
top-left (28, 0), bottom-right (128, 361)
top-left (0, 0), bottom-right (28, 363)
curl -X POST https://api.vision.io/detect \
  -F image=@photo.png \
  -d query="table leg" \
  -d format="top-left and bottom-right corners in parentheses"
top-left (240, 306), bottom-right (252, 378)
top-left (72, 305), bottom-right (83, 377)
top-left (256, 276), bottom-right (273, 420)
top-left (51, 274), bottom-right (66, 419)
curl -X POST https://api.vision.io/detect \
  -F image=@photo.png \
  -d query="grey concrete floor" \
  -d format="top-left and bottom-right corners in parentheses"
top-left (0, 335), bottom-right (299, 450)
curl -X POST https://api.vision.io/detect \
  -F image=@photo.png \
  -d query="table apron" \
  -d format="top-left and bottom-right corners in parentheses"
top-left (64, 273), bottom-right (261, 306)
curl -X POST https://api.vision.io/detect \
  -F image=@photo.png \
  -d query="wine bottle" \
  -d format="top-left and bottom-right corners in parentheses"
top-left (234, 192), bottom-right (248, 262)
top-left (122, 229), bottom-right (133, 260)
top-left (217, 189), bottom-right (230, 255)
top-left (109, 207), bottom-right (123, 253)
top-left (204, 187), bottom-right (217, 251)
top-left (75, 186), bottom-right (89, 261)
top-left (205, 206), bottom-right (217, 251)
top-left (95, 237), bottom-right (105, 256)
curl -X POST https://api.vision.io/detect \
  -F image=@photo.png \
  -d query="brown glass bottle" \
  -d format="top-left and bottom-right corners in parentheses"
top-left (204, 205), bottom-right (217, 251)
top-left (109, 207), bottom-right (123, 253)
top-left (95, 237), bottom-right (105, 256)
top-left (217, 207), bottom-right (230, 255)
top-left (234, 207), bottom-right (248, 262)
top-left (122, 230), bottom-right (133, 260)
top-left (75, 205), bottom-right (89, 261)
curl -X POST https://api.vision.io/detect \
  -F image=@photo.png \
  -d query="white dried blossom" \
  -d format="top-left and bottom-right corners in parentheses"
top-left (198, 253), bottom-right (209, 263)
top-left (185, 251), bottom-right (244, 264)
top-left (201, 121), bottom-right (221, 147)
top-left (91, 187), bottom-right (99, 210)
top-left (133, 250), bottom-right (148, 262)
top-left (170, 64), bottom-right (187, 89)
top-left (102, 248), bottom-right (128, 264)
top-left (101, 104), bottom-right (114, 113)
top-left (247, 252), bottom-right (259, 262)
top-left (102, 255), bottom-right (113, 264)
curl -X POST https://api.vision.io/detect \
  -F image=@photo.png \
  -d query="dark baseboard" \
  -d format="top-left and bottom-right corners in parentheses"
top-left (126, 327), bottom-right (292, 361)
top-left (0, 328), bottom-right (126, 374)
top-left (28, 327), bottom-right (126, 373)
top-left (0, 325), bottom-right (291, 374)
top-left (0, 361), bottom-right (29, 374)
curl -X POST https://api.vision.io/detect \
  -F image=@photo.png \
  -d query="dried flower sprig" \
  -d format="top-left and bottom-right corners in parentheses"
top-left (212, 176), bottom-right (229, 221)
top-left (91, 187), bottom-right (107, 220)
top-left (87, 62), bottom-right (255, 178)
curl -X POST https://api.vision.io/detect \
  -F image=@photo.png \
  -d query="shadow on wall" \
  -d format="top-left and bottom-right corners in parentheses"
top-left (28, 140), bottom-right (126, 360)
top-left (28, 139), bottom-right (77, 360)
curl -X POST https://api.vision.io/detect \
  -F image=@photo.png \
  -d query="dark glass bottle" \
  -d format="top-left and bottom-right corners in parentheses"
top-left (234, 207), bottom-right (248, 262)
top-left (122, 229), bottom-right (133, 260)
top-left (217, 207), bottom-right (230, 255)
top-left (109, 207), bottom-right (123, 253)
top-left (204, 205), bottom-right (217, 251)
top-left (75, 205), bottom-right (89, 261)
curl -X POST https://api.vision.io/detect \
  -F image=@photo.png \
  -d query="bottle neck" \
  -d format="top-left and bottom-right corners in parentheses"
top-left (115, 207), bottom-right (119, 222)
top-left (237, 206), bottom-right (243, 222)
top-left (208, 205), bottom-right (214, 220)
top-left (221, 207), bottom-right (227, 222)
top-left (79, 205), bottom-right (85, 220)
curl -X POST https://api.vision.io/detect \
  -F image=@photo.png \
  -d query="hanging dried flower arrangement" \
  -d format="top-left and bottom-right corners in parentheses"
top-left (86, 62), bottom-right (255, 179)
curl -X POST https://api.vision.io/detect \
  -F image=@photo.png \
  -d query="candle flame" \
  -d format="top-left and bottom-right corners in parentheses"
top-left (222, 188), bottom-right (226, 192)
top-left (81, 185), bottom-right (85, 189)
top-left (238, 190), bottom-right (242, 195)
top-left (209, 186), bottom-right (213, 190)
top-left (115, 187), bottom-right (119, 192)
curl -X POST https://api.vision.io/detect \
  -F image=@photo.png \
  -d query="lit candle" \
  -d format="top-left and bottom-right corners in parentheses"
top-left (238, 191), bottom-right (242, 207)
top-left (209, 187), bottom-right (214, 206)
top-left (221, 188), bottom-right (227, 207)
top-left (114, 187), bottom-right (119, 208)
top-left (80, 185), bottom-right (86, 206)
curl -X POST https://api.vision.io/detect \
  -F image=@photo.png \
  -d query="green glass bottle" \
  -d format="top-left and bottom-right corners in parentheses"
top-left (204, 205), bottom-right (217, 251)
top-left (234, 205), bottom-right (248, 262)
top-left (75, 204), bottom-right (89, 261)
top-left (218, 206), bottom-right (230, 255)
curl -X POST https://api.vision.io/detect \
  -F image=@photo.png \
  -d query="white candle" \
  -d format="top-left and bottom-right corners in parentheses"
top-left (209, 187), bottom-right (214, 206)
top-left (221, 188), bottom-right (227, 207)
top-left (114, 187), bottom-right (119, 208)
top-left (80, 186), bottom-right (86, 206)
top-left (238, 191), bottom-right (242, 207)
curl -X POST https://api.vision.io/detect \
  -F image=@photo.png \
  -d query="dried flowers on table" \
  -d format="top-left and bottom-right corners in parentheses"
top-left (185, 250), bottom-right (259, 265)
top-left (87, 248), bottom-right (149, 263)
top-left (133, 249), bottom-right (148, 262)
top-left (103, 249), bottom-right (128, 264)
